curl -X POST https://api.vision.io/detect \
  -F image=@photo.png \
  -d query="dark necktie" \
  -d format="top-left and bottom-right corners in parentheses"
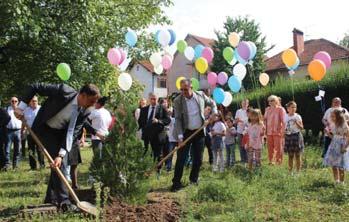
top-left (147, 106), bottom-right (155, 125)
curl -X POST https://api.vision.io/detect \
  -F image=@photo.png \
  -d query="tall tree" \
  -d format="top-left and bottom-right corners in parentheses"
top-left (0, 0), bottom-right (172, 101)
top-left (339, 32), bottom-right (349, 48)
top-left (212, 16), bottom-right (272, 90)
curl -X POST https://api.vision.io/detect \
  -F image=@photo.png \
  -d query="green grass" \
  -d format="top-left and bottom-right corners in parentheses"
top-left (2, 145), bottom-right (349, 221)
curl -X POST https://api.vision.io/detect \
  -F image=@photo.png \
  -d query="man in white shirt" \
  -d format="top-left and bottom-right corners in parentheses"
top-left (22, 96), bottom-right (44, 169)
top-left (322, 97), bottom-right (349, 157)
top-left (171, 79), bottom-right (217, 192)
top-left (234, 99), bottom-right (249, 163)
top-left (3, 97), bottom-right (22, 170)
top-left (89, 97), bottom-right (112, 160)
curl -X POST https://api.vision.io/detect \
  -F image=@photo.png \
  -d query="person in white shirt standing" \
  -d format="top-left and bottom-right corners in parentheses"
top-left (89, 97), bottom-right (112, 160)
top-left (23, 96), bottom-right (44, 169)
top-left (235, 99), bottom-right (249, 164)
top-left (3, 97), bottom-right (22, 170)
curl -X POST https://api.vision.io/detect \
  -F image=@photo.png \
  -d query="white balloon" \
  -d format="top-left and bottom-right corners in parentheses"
top-left (184, 46), bottom-right (195, 61)
top-left (158, 30), bottom-right (171, 47)
top-left (233, 63), bottom-right (247, 80)
top-left (149, 52), bottom-right (162, 67)
top-left (154, 64), bottom-right (163, 75)
top-left (222, 91), bottom-right (233, 107)
top-left (118, 72), bottom-right (132, 91)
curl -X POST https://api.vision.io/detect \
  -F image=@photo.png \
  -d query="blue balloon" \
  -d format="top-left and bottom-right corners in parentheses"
top-left (125, 30), bottom-right (137, 47)
top-left (194, 44), bottom-right (204, 59)
top-left (287, 57), bottom-right (300, 71)
top-left (168, 29), bottom-right (176, 46)
top-left (234, 50), bottom-right (248, 65)
top-left (249, 42), bottom-right (257, 60)
top-left (154, 30), bottom-right (160, 42)
top-left (228, 75), bottom-right (242, 93)
top-left (213, 87), bottom-right (225, 104)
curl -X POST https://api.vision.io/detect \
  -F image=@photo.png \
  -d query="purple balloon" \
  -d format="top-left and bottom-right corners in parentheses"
top-left (237, 41), bottom-right (252, 61)
top-left (217, 72), bottom-right (228, 85)
top-left (314, 51), bottom-right (331, 69)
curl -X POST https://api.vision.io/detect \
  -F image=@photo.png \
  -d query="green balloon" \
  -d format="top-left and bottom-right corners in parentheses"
top-left (56, 63), bottom-right (71, 81)
top-left (177, 40), bottom-right (187, 53)
top-left (223, 47), bottom-right (234, 62)
top-left (191, 78), bottom-right (200, 91)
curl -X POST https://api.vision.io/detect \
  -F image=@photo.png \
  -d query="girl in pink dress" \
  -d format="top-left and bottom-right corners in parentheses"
top-left (247, 109), bottom-right (265, 170)
top-left (264, 95), bottom-right (285, 165)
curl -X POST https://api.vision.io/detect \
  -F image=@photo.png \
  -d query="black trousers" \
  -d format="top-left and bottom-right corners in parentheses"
top-left (172, 129), bottom-right (205, 186)
top-left (144, 135), bottom-right (163, 162)
top-left (204, 135), bottom-right (213, 164)
top-left (36, 124), bottom-right (70, 205)
top-left (28, 135), bottom-right (45, 169)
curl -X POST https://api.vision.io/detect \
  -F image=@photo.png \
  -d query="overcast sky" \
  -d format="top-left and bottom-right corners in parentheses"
top-left (150, 0), bottom-right (349, 56)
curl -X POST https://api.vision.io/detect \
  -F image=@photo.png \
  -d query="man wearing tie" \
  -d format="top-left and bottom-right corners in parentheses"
top-left (16, 83), bottom-right (103, 212)
top-left (138, 93), bottom-right (170, 163)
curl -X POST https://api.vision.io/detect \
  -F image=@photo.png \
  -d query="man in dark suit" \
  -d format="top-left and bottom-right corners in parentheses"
top-left (0, 107), bottom-right (11, 168)
top-left (15, 83), bottom-right (103, 211)
top-left (138, 93), bottom-right (170, 163)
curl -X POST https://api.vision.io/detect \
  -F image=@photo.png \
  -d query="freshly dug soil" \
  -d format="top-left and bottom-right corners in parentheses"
top-left (105, 192), bottom-right (180, 222)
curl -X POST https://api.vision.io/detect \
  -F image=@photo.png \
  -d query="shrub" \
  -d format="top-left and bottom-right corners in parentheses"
top-left (231, 62), bottom-right (349, 137)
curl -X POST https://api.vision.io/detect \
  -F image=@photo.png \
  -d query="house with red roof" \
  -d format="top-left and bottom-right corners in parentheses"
top-left (167, 34), bottom-right (215, 94)
top-left (265, 28), bottom-right (349, 79)
top-left (129, 60), bottom-right (167, 98)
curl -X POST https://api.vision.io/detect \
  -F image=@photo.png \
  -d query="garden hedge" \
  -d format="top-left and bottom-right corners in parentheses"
top-left (230, 62), bottom-right (349, 136)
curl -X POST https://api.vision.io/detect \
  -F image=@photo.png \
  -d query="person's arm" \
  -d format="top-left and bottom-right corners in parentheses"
top-left (295, 115), bottom-right (304, 130)
top-left (155, 107), bottom-right (171, 126)
top-left (202, 93), bottom-right (218, 114)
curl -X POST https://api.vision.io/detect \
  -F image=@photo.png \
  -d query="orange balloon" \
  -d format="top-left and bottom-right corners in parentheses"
top-left (281, 49), bottom-right (298, 67)
top-left (308, 59), bottom-right (326, 81)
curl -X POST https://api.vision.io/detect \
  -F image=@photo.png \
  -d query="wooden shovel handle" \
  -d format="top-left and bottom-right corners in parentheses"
top-left (23, 120), bottom-right (81, 204)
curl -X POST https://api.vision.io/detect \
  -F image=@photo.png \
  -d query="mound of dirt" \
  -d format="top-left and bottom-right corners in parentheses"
top-left (105, 192), bottom-right (180, 222)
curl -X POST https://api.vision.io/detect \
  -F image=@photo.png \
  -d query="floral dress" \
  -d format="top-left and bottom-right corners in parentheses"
top-left (324, 123), bottom-right (349, 170)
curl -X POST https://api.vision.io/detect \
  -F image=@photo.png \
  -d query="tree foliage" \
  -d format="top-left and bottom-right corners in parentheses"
top-left (339, 32), bottom-right (349, 49)
top-left (211, 16), bottom-right (272, 90)
top-left (0, 0), bottom-right (172, 101)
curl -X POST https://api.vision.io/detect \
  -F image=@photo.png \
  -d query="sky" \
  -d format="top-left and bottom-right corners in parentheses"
top-left (150, 0), bottom-right (349, 57)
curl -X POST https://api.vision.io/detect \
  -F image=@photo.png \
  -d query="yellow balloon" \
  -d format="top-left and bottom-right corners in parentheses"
top-left (228, 32), bottom-right (240, 47)
top-left (195, 57), bottom-right (208, 74)
top-left (281, 49), bottom-right (298, 67)
top-left (259, 73), bottom-right (269, 86)
top-left (308, 59), bottom-right (326, 81)
top-left (176, 76), bottom-right (185, 90)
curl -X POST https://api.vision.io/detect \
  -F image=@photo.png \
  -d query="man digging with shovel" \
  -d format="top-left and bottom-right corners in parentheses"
top-left (15, 83), bottom-right (104, 214)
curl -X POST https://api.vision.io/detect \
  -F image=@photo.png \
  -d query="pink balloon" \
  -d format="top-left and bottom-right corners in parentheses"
top-left (118, 48), bottom-right (127, 65)
top-left (202, 47), bottom-right (214, 63)
top-left (161, 55), bottom-right (173, 70)
top-left (314, 51), bottom-right (331, 69)
top-left (207, 72), bottom-right (217, 86)
top-left (107, 48), bottom-right (121, 65)
top-left (237, 41), bottom-right (252, 61)
top-left (217, 72), bottom-right (228, 85)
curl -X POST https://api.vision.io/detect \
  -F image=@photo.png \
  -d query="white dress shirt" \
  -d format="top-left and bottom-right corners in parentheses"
top-left (185, 96), bottom-right (202, 130)
top-left (147, 105), bottom-right (157, 121)
top-left (23, 105), bottom-right (41, 128)
top-left (6, 106), bottom-right (22, 130)
top-left (89, 107), bottom-right (112, 140)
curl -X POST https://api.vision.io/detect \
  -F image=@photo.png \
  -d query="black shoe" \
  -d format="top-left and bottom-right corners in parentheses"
top-left (170, 183), bottom-right (184, 192)
top-left (61, 203), bottom-right (79, 213)
top-left (190, 181), bottom-right (199, 186)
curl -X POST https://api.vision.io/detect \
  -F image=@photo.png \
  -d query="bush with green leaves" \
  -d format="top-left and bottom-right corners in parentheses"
top-left (90, 76), bottom-right (152, 202)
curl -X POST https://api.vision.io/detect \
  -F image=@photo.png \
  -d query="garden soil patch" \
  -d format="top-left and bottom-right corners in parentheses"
top-left (105, 192), bottom-right (180, 222)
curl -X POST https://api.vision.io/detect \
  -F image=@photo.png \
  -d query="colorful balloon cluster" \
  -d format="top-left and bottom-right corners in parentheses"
top-left (281, 49), bottom-right (300, 75)
top-left (308, 51), bottom-right (331, 81)
top-left (176, 39), bottom-right (214, 74)
top-left (148, 29), bottom-right (177, 75)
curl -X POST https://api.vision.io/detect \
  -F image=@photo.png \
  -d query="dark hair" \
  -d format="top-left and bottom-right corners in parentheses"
top-left (286, 101), bottom-right (297, 108)
top-left (79, 84), bottom-right (100, 97)
top-left (180, 78), bottom-right (192, 86)
top-left (97, 96), bottom-right (108, 106)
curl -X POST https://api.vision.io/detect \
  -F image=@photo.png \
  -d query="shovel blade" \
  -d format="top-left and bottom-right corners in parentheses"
top-left (77, 201), bottom-right (98, 216)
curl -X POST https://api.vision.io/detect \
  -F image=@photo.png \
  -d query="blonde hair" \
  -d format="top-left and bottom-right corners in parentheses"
top-left (250, 108), bottom-right (263, 125)
top-left (268, 95), bottom-right (278, 102)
